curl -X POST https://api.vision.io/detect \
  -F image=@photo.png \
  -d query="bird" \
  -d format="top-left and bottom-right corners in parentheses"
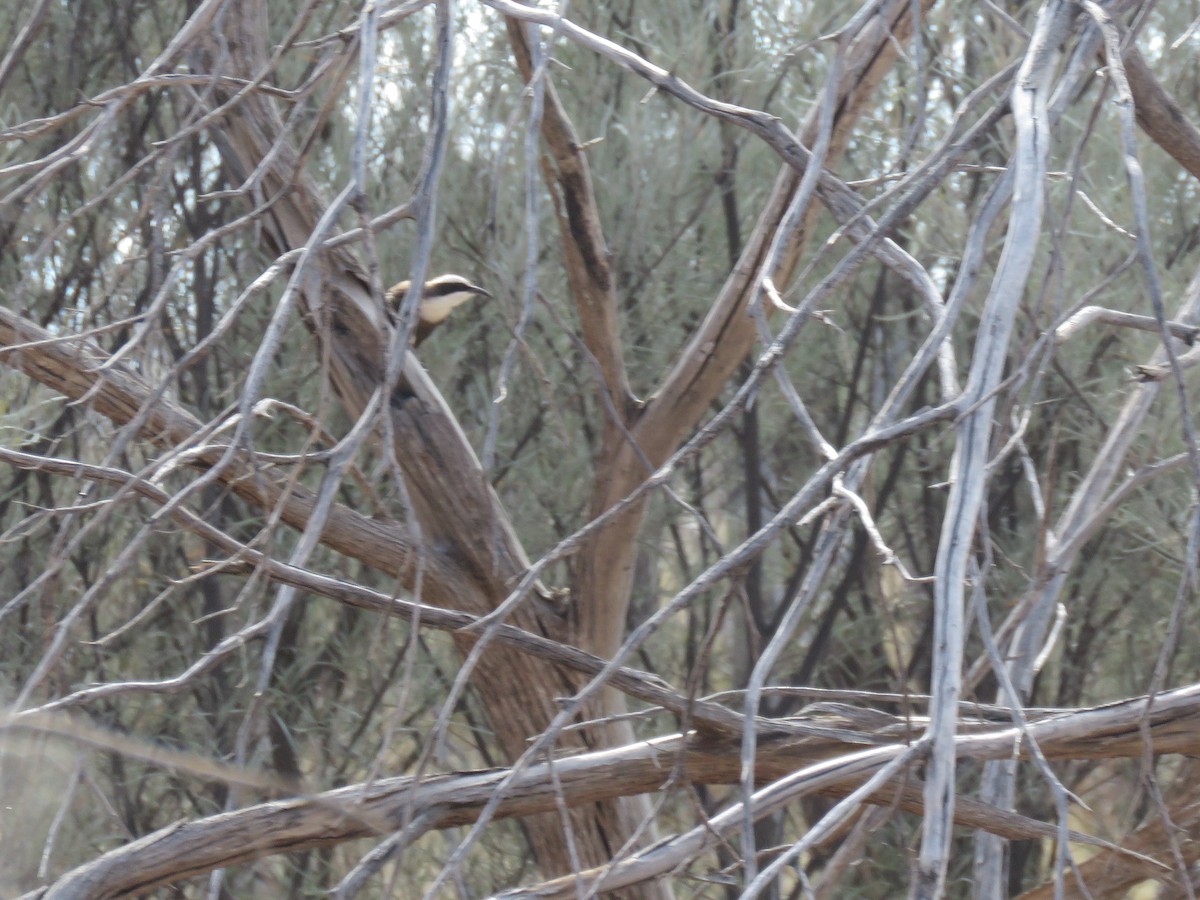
top-left (385, 274), bottom-right (491, 347)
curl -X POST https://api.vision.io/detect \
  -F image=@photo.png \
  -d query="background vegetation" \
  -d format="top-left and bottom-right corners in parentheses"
top-left (2, 0), bottom-right (1200, 897)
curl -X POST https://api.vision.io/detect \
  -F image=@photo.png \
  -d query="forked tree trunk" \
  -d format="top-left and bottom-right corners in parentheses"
top-left (206, 3), bottom-right (664, 893)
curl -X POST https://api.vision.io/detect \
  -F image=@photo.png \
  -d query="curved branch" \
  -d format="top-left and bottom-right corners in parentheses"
top-left (1053, 305), bottom-right (1200, 345)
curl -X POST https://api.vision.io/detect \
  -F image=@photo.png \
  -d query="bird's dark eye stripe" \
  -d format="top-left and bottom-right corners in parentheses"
top-left (424, 280), bottom-right (482, 298)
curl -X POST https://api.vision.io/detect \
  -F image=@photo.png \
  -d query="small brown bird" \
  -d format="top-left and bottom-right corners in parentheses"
top-left (385, 274), bottom-right (491, 347)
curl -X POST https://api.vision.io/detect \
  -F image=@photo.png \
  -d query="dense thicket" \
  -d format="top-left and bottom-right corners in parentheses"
top-left (3, 1), bottom-right (1200, 897)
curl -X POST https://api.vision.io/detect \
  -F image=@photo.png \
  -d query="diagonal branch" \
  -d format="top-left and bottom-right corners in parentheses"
top-left (0, 306), bottom-right (427, 585)
top-left (1121, 40), bottom-right (1200, 181)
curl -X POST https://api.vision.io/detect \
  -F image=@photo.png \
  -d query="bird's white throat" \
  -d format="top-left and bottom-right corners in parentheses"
top-left (419, 290), bottom-right (480, 325)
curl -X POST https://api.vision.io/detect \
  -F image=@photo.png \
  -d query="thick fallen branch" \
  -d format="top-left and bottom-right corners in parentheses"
top-left (20, 684), bottom-right (1200, 899)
